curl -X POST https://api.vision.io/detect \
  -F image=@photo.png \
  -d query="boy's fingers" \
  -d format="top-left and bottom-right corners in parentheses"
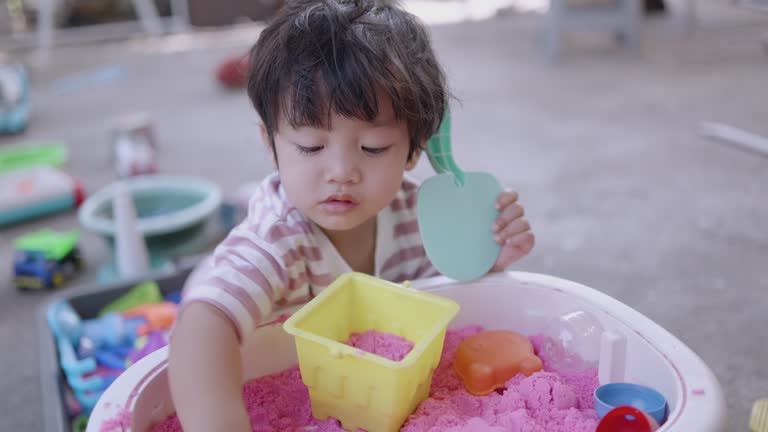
top-left (495, 219), bottom-right (531, 243)
top-left (491, 231), bottom-right (535, 271)
top-left (505, 231), bottom-right (535, 253)
top-left (495, 190), bottom-right (519, 209)
top-left (493, 203), bottom-right (524, 231)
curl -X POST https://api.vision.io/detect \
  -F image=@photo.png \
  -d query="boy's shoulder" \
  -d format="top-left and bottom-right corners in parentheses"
top-left (388, 175), bottom-right (420, 213)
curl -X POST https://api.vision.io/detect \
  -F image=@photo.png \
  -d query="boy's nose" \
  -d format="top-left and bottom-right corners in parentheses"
top-left (326, 155), bottom-right (361, 185)
top-left (328, 163), bottom-right (360, 184)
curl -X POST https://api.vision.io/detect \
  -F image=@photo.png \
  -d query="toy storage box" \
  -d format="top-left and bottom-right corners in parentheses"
top-left (87, 271), bottom-right (728, 432)
top-left (37, 267), bottom-right (194, 432)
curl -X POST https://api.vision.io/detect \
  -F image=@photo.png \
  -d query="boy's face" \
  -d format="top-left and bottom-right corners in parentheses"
top-left (265, 96), bottom-right (419, 233)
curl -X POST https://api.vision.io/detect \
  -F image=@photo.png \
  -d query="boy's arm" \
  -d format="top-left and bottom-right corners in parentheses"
top-left (169, 302), bottom-right (252, 432)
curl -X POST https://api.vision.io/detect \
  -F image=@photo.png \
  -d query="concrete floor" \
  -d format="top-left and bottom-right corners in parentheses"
top-left (1, 2), bottom-right (767, 431)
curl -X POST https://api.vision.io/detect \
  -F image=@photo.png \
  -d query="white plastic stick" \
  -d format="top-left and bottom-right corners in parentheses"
top-left (700, 122), bottom-right (768, 157)
top-left (599, 330), bottom-right (627, 385)
top-left (113, 182), bottom-right (150, 279)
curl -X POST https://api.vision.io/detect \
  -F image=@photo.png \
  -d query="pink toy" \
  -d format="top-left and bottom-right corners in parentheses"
top-left (111, 113), bottom-right (158, 178)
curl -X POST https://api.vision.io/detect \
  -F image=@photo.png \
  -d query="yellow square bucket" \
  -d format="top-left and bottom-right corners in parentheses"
top-left (283, 272), bottom-right (460, 432)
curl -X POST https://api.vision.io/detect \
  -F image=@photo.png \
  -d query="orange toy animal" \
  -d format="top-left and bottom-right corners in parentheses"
top-left (454, 330), bottom-right (543, 395)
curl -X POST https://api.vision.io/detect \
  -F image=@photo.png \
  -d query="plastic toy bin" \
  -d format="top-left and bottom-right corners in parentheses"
top-left (87, 271), bottom-right (727, 432)
top-left (37, 265), bottom-right (195, 432)
top-left (283, 273), bottom-right (460, 432)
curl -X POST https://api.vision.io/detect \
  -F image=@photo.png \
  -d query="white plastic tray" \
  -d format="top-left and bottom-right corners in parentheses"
top-left (87, 271), bottom-right (727, 431)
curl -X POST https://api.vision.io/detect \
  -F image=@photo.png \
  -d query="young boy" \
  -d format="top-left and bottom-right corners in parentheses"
top-left (169, 1), bottom-right (535, 430)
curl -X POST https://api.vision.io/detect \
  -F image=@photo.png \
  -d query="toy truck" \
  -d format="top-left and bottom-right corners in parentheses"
top-left (14, 229), bottom-right (84, 290)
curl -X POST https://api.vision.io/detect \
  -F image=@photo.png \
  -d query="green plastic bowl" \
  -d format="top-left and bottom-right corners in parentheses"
top-left (78, 175), bottom-right (222, 237)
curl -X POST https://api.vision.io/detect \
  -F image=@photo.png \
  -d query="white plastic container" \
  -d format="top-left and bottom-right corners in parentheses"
top-left (86, 272), bottom-right (727, 431)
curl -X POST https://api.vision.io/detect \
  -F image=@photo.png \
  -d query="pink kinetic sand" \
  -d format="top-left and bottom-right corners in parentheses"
top-left (346, 330), bottom-right (414, 361)
top-left (99, 407), bottom-right (131, 432)
top-left (146, 327), bottom-right (599, 432)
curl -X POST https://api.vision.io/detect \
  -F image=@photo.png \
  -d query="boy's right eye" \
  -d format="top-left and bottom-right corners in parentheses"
top-left (295, 144), bottom-right (323, 155)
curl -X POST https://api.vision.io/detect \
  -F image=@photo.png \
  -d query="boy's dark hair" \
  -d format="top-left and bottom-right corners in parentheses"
top-left (247, 0), bottom-right (447, 161)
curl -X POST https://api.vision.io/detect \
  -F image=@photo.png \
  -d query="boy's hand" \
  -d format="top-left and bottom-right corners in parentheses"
top-left (490, 190), bottom-right (535, 272)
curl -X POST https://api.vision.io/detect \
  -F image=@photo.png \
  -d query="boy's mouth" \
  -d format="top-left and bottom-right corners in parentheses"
top-left (321, 194), bottom-right (359, 213)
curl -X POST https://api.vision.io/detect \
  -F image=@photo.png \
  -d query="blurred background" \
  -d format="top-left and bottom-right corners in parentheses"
top-left (0, 0), bottom-right (766, 431)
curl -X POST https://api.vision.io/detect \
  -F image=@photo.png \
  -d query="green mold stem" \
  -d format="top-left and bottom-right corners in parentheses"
top-left (426, 110), bottom-right (465, 186)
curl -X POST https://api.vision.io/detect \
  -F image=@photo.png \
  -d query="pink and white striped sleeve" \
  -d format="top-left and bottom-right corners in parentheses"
top-left (181, 221), bottom-right (290, 343)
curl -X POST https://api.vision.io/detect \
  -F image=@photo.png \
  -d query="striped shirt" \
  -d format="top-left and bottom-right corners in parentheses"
top-left (182, 172), bottom-right (438, 343)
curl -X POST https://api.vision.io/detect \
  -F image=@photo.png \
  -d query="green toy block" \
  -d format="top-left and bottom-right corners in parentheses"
top-left (99, 280), bottom-right (163, 316)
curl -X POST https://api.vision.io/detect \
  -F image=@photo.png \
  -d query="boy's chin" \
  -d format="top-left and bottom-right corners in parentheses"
top-left (310, 213), bottom-right (371, 234)
top-left (313, 218), bottom-right (362, 233)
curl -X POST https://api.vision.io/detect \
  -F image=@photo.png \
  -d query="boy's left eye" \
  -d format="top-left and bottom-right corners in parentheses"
top-left (362, 146), bottom-right (390, 155)
top-left (295, 144), bottom-right (323, 154)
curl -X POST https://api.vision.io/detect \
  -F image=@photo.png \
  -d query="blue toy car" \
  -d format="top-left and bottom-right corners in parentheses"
top-left (14, 229), bottom-right (84, 290)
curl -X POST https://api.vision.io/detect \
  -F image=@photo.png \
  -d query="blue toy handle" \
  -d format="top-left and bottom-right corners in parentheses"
top-left (57, 337), bottom-right (96, 377)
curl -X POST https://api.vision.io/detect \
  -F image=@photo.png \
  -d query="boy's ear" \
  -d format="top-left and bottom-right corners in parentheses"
top-left (405, 145), bottom-right (423, 171)
top-left (260, 124), bottom-right (278, 168)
